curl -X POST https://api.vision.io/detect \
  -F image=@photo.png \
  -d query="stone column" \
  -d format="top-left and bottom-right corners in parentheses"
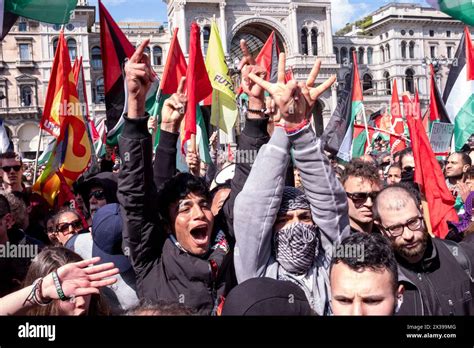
top-left (219, 2), bottom-right (228, 54)
top-left (289, 3), bottom-right (299, 55)
top-left (331, 81), bottom-right (337, 111)
top-left (307, 29), bottom-right (312, 56)
top-left (177, 1), bottom-right (187, 54)
top-left (325, 5), bottom-right (333, 56)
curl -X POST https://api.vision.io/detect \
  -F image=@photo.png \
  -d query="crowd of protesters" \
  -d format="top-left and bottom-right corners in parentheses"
top-left (0, 39), bottom-right (473, 316)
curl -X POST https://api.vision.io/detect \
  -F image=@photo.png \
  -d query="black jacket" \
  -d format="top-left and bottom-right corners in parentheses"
top-left (396, 237), bottom-right (474, 315)
top-left (117, 115), bottom-right (269, 315)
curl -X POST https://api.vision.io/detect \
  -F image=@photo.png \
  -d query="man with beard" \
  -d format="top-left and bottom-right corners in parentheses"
top-left (374, 184), bottom-right (474, 315)
top-left (234, 53), bottom-right (349, 315)
top-left (445, 152), bottom-right (471, 192)
top-left (341, 160), bottom-right (381, 234)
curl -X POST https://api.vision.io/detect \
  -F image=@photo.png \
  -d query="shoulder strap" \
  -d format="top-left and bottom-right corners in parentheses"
top-left (441, 239), bottom-right (473, 282)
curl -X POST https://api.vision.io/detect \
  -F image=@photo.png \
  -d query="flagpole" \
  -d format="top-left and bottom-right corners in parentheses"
top-left (361, 106), bottom-right (371, 149)
top-left (33, 128), bottom-right (43, 183)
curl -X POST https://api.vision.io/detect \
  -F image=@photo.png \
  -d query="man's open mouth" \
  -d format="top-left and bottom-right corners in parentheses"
top-left (190, 225), bottom-right (209, 245)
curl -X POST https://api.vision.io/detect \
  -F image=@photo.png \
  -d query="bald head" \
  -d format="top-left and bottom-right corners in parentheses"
top-left (373, 185), bottom-right (420, 223)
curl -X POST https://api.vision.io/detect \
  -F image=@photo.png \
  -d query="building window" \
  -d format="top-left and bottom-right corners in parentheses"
top-left (350, 47), bottom-right (356, 62)
top-left (311, 28), bottom-right (318, 56)
top-left (96, 77), bottom-right (105, 104)
top-left (340, 47), bottom-right (348, 64)
top-left (53, 38), bottom-right (59, 57)
top-left (401, 41), bottom-right (407, 59)
top-left (385, 33), bottom-right (389, 38)
top-left (430, 46), bottom-right (436, 59)
top-left (385, 44), bottom-right (390, 60)
top-left (20, 86), bottom-right (33, 106)
top-left (401, 30), bottom-right (406, 36)
top-left (409, 30), bottom-right (414, 36)
top-left (0, 87), bottom-right (7, 108)
top-left (409, 41), bottom-right (415, 59)
top-left (91, 46), bottom-right (102, 69)
top-left (18, 22), bottom-right (27, 32)
top-left (367, 47), bottom-right (373, 65)
top-left (447, 30), bottom-right (451, 37)
top-left (405, 69), bottom-right (415, 94)
top-left (363, 74), bottom-right (373, 92)
top-left (301, 28), bottom-right (308, 55)
top-left (447, 46), bottom-right (452, 59)
top-left (19, 44), bottom-right (31, 61)
top-left (203, 25), bottom-right (210, 55)
top-left (153, 46), bottom-right (163, 66)
top-left (384, 71), bottom-right (391, 95)
top-left (67, 38), bottom-right (77, 60)
top-left (380, 45), bottom-right (385, 63)
top-left (334, 47), bottom-right (339, 64)
top-left (358, 47), bottom-right (364, 64)
top-left (429, 30), bottom-right (434, 37)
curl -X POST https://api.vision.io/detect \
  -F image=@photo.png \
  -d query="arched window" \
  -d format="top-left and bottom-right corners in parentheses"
top-left (409, 41), bottom-right (415, 59)
top-left (53, 38), bottom-right (59, 57)
top-left (67, 38), bottom-right (77, 60)
top-left (153, 46), bottom-right (163, 66)
top-left (96, 77), bottom-right (105, 104)
top-left (380, 46), bottom-right (385, 62)
top-left (363, 73), bottom-right (373, 92)
top-left (144, 46), bottom-right (151, 56)
top-left (385, 44), bottom-right (390, 60)
top-left (91, 46), bottom-right (102, 69)
top-left (367, 47), bottom-right (373, 65)
top-left (345, 73), bottom-right (351, 86)
top-left (384, 71), bottom-right (391, 95)
top-left (20, 86), bottom-right (33, 107)
top-left (349, 47), bottom-right (356, 62)
top-left (311, 28), bottom-right (318, 56)
top-left (401, 41), bottom-right (407, 59)
top-left (340, 47), bottom-right (348, 64)
top-left (405, 68), bottom-right (415, 94)
top-left (203, 26), bottom-right (210, 55)
top-left (334, 47), bottom-right (339, 63)
top-left (301, 28), bottom-right (308, 55)
top-left (358, 47), bottom-right (365, 64)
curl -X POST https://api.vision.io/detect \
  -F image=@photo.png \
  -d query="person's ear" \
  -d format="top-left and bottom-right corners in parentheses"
top-left (463, 164), bottom-right (470, 173)
top-left (395, 284), bottom-right (405, 313)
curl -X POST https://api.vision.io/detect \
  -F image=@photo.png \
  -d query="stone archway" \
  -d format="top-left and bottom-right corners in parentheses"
top-left (229, 18), bottom-right (290, 63)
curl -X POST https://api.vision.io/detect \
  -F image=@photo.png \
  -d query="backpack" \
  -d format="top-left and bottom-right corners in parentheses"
top-left (442, 239), bottom-right (474, 282)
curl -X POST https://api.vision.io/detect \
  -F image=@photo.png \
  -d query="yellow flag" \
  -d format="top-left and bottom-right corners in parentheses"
top-left (205, 21), bottom-right (238, 134)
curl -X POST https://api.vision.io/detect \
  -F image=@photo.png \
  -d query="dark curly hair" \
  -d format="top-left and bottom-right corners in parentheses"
top-left (341, 159), bottom-right (380, 187)
top-left (157, 173), bottom-right (211, 223)
top-left (330, 233), bottom-right (398, 292)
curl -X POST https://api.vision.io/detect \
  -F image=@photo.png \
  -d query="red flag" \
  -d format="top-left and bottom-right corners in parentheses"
top-left (160, 28), bottom-right (187, 95)
top-left (405, 95), bottom-right (458, 239)
top-left (99, 0), bottom-right (135, 140)
top-left (390, 79), bottom-right (406, 153)
top-left (182, 23), bottom-right (213, 153)
top-left (428, 64), bottom-right (451, 123)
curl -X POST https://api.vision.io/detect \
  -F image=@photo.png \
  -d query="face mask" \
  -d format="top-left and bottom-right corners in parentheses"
top-left (273, 222), bottom-right (319, 275)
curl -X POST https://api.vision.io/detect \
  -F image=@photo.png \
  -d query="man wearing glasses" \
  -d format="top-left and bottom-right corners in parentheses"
top-left (80, 172), bottom-right (118, 218)
top-left (0, 152), bottom-right (24, 193)
top-left (374, 184), bottom-right (474, 315)
top-left (341, 160), bottom-right (382, 234)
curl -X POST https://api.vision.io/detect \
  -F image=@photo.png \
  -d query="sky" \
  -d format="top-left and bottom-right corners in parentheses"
top-left (89, 0), bottom-right (431, 30)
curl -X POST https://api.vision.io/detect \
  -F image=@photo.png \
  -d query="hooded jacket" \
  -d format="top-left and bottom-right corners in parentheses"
top-left (233, 126), bottom-right (350, 315)
top-left (82, 172), bottom-right (119, 205)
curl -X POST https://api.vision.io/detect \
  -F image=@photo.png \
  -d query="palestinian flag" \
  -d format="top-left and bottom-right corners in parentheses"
top-left (321, 64), bottom-right (353, 156)
top-left (443, 27), bottom-right (474, 151)
top-left (352, 124), bottom-right (376, 158)
top-left (99, 0), bottom-right (134, 145)
top-left (427, 0), bottom-right (474, 26)
top-left (1, 0), bottom-right (78, 40)
top-left (94, 118), bottom-right (106, 158)
top-left (337, 51), bottom-right (365, 162)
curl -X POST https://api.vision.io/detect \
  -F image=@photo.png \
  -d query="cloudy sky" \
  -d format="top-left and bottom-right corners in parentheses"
top-left (91, 0), bottom-right (430, 30)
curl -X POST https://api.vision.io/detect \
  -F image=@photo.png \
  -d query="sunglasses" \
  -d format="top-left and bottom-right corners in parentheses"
top-left (2, 165), bottom-right (21, 172)
top-left (56, 219), bottom-right (83, 233)
top-left (89, 190), bottom-right (106, 200)
top-left (346, 191), bottom-right (379, 207)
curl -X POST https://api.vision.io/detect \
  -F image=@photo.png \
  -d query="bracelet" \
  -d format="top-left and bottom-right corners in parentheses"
top-left (247, 107), bottom-right (266, 114)
top-left (51, 271), bottom-right (68, 301)
top-left (284, 119), bottom-right (310, 135)
top-left (23, 278), bottom-right (53, 307)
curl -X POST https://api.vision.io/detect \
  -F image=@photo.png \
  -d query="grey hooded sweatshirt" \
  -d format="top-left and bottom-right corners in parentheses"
top-left (234, 125), bottom-right (350, 315)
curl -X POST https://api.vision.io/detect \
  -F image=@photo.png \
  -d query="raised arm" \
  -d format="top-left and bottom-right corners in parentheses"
top-left (233, 127), bottom-right (290, 283)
